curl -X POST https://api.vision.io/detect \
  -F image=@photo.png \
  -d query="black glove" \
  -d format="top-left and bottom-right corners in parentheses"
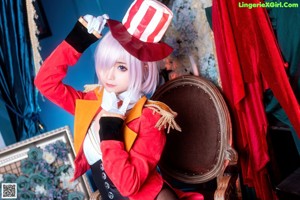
top-left (99, 117), bottom-right (124, 141)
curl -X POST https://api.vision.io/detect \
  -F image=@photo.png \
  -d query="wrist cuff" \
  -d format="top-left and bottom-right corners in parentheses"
top-left (99, 117), bottom-right (124, 141)
top-left (65, 21), bottom-right (98, 53)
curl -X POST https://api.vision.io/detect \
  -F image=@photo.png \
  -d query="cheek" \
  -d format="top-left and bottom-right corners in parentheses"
top-left (99, 71), bottom-right (106, 82)
top-left (118, 73), bottom-right (130, 87)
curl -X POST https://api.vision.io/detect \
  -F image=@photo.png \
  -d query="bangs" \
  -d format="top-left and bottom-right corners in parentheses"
top-left (94, 31), bottom-right (160, 96)
top-left (94, 32), bottom-right (127, 77)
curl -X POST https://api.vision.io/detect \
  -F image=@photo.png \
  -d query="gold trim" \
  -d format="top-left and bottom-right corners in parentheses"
top-left (25, 0), bottom-right (43, 75)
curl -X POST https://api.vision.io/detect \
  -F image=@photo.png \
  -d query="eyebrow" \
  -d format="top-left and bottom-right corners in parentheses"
top-left (115, 61), bottom-right (126, 65)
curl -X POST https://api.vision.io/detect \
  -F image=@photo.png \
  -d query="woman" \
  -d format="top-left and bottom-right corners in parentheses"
top-left (35, 0), bottom-right (203, 199)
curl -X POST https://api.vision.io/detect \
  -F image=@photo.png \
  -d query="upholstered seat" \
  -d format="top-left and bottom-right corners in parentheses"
top-left (151, 75), bottom-right (239, 200)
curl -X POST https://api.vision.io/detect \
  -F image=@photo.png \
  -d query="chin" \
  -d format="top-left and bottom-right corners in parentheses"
top-left (104, 88), bottom-right (115, 93)
top-left (104, 87), bottom-right (120, 95)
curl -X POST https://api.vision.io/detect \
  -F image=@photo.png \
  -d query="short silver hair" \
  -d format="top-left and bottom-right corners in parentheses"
top-left (94, 31), bottom-right (160, 96)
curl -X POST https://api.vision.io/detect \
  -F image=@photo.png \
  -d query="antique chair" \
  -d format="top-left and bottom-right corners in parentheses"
top-left (151, 75), bottom-right (239, 200)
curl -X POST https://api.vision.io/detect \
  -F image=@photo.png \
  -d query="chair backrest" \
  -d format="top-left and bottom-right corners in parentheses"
top-left (152, 75), bottom-right (237, 184)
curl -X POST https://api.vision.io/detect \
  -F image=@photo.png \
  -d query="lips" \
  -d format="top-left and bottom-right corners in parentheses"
top-left (105, 83), bottom-right (116, 88)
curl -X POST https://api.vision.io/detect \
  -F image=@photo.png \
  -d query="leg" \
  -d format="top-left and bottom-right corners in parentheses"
top-left (156, 183), bottom-right (178, 200)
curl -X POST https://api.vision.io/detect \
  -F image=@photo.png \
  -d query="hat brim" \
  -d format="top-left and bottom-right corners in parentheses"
top-left (107, 19), bottom-right (173, 62)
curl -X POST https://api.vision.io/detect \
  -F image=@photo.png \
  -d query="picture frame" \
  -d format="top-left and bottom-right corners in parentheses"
top-left (0, 126), bottom-right (92, 199)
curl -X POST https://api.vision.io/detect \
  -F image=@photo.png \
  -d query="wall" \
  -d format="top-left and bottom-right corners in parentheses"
top-left (38, 0), bottom-right (131, 134)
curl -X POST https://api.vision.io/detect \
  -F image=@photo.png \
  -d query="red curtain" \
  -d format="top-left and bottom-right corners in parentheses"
top-left (212, 0), bottom-right (300, 199)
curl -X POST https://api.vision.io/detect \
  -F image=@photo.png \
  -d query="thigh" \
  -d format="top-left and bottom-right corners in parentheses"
top-left (156, 183), bottom-right (178, 200)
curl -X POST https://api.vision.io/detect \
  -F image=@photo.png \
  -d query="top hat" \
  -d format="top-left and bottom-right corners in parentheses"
top-left (107, 0), bottom-right (173, 62)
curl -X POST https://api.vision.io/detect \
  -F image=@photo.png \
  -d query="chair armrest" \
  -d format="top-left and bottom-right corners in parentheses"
top-left (214, 166), bottom-right (240, 200)
top-left (90, 190), bottom-right (101, 200)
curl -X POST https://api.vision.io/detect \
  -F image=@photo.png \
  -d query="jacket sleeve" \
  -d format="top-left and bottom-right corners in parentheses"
top-left (34, 21), bottom-right (99, 114)
top-left (34, 41), bottom-right (84, 114)
top-left (100, 108), bottom-right (166, 196)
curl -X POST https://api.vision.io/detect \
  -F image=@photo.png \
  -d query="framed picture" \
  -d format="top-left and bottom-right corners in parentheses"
top-left (0, 126), bottom-right (92, 199)
top-left (32, 0), bottom-right (52, 39)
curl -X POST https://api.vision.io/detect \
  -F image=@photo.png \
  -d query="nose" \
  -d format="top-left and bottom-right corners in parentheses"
top-left (106, 67), bottom-right (115, 80)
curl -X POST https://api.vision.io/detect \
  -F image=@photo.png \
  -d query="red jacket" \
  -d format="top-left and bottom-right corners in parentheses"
top-left (34, 41), bottom-right (203, 200)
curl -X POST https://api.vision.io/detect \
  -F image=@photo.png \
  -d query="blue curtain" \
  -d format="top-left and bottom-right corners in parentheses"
top-left (0, 0), bottom-right (44, 141)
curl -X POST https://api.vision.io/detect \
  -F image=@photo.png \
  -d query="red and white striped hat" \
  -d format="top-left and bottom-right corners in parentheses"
top-left (107, 0), bottom-right (173, 62)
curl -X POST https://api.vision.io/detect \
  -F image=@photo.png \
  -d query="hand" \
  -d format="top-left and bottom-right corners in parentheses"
top-left (101, 89), bottom-right (128, 116)
top-left (66, 14), bottom-right (108, 53)
top-left (83, 14), bottom-right (109, 35)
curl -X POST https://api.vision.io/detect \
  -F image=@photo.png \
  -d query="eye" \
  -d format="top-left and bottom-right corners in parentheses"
top-left (117, 65), bottom-right (128, 72)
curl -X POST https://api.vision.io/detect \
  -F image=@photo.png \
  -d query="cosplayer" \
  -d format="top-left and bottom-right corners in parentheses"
top-left (35, 0), bottom-right (204, 199)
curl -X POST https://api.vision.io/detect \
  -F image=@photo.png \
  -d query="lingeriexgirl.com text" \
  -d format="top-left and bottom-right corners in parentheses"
top-left (238, 1), bottom-right (298, 9)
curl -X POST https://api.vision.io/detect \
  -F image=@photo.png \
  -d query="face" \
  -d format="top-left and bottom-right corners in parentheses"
top-left (99, 60), bottom-right (130, 95)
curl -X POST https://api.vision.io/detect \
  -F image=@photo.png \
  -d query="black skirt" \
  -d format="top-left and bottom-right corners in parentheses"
top-left (90, 160), bottom-right (178, 200)
top-left (90, 159), bottom-right (129, 200)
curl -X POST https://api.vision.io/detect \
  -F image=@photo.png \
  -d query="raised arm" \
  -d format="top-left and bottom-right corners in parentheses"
top-left (34, 15), bottom-right (107, 114)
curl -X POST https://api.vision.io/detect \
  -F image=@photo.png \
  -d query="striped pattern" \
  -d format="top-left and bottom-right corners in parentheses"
top-left (122, 0), bottom-right (173, 43)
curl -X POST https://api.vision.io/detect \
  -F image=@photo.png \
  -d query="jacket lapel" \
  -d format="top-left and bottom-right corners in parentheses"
top-left (123, 96), bottom-right (147, 151)
top-left (74, 88), bottom-right (103, 153)
top-left (74, 99), bottom-right (101, 153)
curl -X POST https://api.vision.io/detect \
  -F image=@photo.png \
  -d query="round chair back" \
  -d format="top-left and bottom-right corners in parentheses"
top-left (152, 75), bottom-right (234, 184)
